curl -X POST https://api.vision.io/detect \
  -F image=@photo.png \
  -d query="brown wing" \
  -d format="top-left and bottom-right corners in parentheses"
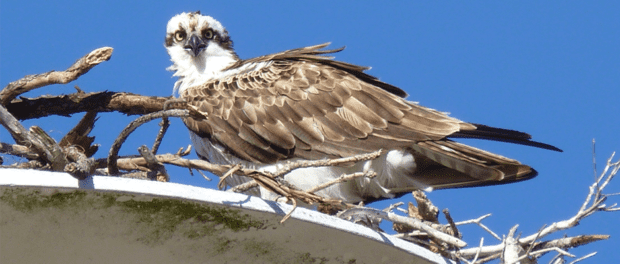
top-left (181, 43), bottom-right (557, 188)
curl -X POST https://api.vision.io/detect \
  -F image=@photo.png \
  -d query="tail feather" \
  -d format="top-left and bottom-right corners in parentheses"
top-left (401, 140), bottom-right (537, 191)
top-left (450, 123), bottom-right (562, 152)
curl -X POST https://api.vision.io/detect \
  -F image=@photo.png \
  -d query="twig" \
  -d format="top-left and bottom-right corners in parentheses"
top-left (110, 153), bottom-right (235, 175)
top-left (443, 208), bottom-right (460, 239)
top-left (516, 247), bottom-right (574, 263)
top-left (218, 164), bottom-right (242, 189)
top-left (197, 170), bottom-right (212, 181)
top-left (592, 139), bottom-right (597, 182)
top-left (280, 198), bottom-right (297, 223)
top-left (0, 47), bottom-right (113, 105)
top-left (306, 171), bottom-right (376, 193)
top-left (107, 109), bottom-right (191, 175)
top-left (338, 207), bottom-right (467, 248)
top-left (151, 118), bottom-right (169, 154)
top-left (138, 145), bottom-right (169, 182)
top-left (272, 150), bottom-right (382, 178)
top-left (523, 224), bottom-right (547, 258)
top-left (568, 252), bottom-right (596, 264)
top-left (517, 152), bottom-right (618, 245)
top-left (454, 152), bottom-right (619, 262)
top-left (0, 142), bottom-right (39, 159)
top-left (502, 225), bottom-right (521, 264)
top-left (229, 180), bottom-right (259, 193)
top-left (227, 151), bottom-right (381, 196)
top-left (383, 202), bottom-right (405, 213)
top-left (457, 238), bottom-right (484, 264)
top-left (455, 214), bottom-right (501, 241)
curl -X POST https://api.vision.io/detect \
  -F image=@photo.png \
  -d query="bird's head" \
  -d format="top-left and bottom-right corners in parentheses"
top-left (165, 11), bottom-right (238, 94)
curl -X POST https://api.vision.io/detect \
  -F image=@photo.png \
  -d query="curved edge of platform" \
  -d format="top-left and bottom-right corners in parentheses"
top-left (0, 168), bottom-right (453, 264)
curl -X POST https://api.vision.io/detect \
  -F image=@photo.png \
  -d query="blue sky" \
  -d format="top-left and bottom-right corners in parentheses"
top-left (2, 1), bottom-right (619, 262)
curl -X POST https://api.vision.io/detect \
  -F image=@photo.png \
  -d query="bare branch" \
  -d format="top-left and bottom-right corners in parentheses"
top-left (453, 152), bottom-right (619, 262)
top-left (413, 190), bottom-right (439, 223)
top-left (138, 145), bottom-right (169, 182)
top-left (339, 207), bottom-right (467, 248)
top-left (532, 235), bottom-right (609, 254)
top-left (568, 252), bottom-right (597, 264)
top-left (58, 111), bottom-right (99, 157)
top-left (229, 180), bottom-right (259, 193)
top-left (1, 103), bottom-right (69, 171)
top-left (0, 47), bottom-right (113, 106)
top-left (1, 159), bottom-right (43, 169)
top-left (218, 164), bottom-right (242, 189)
top-left (63, 145), bottom-right (95, 180)
top-left (6, 91), bottom-right (174, 120)
top-left (455, 214), bottom-right (501, 241)
top-left (443, 209), bottom-right (460, 240)
top-left (0, 142), bottom-right (39, 159)
top-left (305, 171), bottom-right (376, 193)
top-left (151, 117), bottom-right (170, 154)
top-left (271, 150), bottom-right (382, 178)
top-left (107, 109), bottom-right (192, 175)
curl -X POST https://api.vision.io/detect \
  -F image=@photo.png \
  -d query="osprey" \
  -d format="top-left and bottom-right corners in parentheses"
top-left (165, 12), bottom-right (561, 203)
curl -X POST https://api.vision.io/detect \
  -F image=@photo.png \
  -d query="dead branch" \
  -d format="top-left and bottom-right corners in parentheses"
top-left (531, 235), bottom-right (609, 257)
top-left (5, 91), bottom-right (172, 120)
top-left (2, 160), bottom-right (44, 169)
top-left (0, 47), bottom-right (113, 106)
top-left (306, 171), bottom-right (377, 193)
top-left (1, 103), bottom-right (68, 171)
top-left (58, 111), bottom-right (99, 157)
top-left (217, 164), bottom-right (243, 189)
top-left (413, 190), bottom-right (439, 223)
top-left (107, 109), bottom-right (192, 175)
top-left (0, 142), bottom-right (39, 160)
top-left (272, 151), bottom-right (383, 177)
top-left (63, 145), bottom-right (95, 180)
top-left (151, 117), bottom-right (170, 154)
top-left (227, 151), bottom-right (382, 195)
top-left (137, 145), bottom-right (169, 182)
top-left (568, 252), bottom-right (597, 264)
top-left (454, 214), bottom-right (501, 241)
top-left (338, 207), bottom-right (467, 248)
top-left (443, 209), bottom-right (460, 241)
top-left (229, 180), bottom-right (259, 193)
top-left (449, 152), bottom-right (619, 263)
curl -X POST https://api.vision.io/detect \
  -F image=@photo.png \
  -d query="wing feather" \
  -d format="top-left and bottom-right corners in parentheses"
top-left (181, 57), bottom-right (462, 163)
top-left (343, 96), bottom-right (388, 129)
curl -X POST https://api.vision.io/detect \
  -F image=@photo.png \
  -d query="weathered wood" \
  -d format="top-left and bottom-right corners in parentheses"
top-left (0, 47), bottom-right (113, 106)
top-left (5, 91), bottom-right (172, 120)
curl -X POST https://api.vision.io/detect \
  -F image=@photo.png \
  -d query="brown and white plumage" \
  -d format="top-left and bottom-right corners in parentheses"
top-left (165, 12), bottom-right (561, 203)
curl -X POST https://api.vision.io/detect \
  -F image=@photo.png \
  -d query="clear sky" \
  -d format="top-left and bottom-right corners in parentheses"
top-left (2, 1), bottom-right (619, 263)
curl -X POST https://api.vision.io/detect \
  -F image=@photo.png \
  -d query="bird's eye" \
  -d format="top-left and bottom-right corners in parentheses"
top-left (203, 29), bottom-right (214, 39)
top-left (174, 31), bottom-right (186, 42)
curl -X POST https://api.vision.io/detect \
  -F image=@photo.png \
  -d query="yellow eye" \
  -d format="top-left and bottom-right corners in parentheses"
top-left (203, 29), bottom-right (214, 39)
top-left (174, 31), bottom-right (186, 42)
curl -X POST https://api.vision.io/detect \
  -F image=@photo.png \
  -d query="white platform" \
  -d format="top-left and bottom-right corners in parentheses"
top-left (0, 168), bottom-right (452, 264)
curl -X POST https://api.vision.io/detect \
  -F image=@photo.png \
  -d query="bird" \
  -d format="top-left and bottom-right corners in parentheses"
top-left (164, 11), bottom-right (561, 204)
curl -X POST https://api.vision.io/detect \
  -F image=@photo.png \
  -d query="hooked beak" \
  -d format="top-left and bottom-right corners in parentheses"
top-left (184, 34), bottom-right (206, 57)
